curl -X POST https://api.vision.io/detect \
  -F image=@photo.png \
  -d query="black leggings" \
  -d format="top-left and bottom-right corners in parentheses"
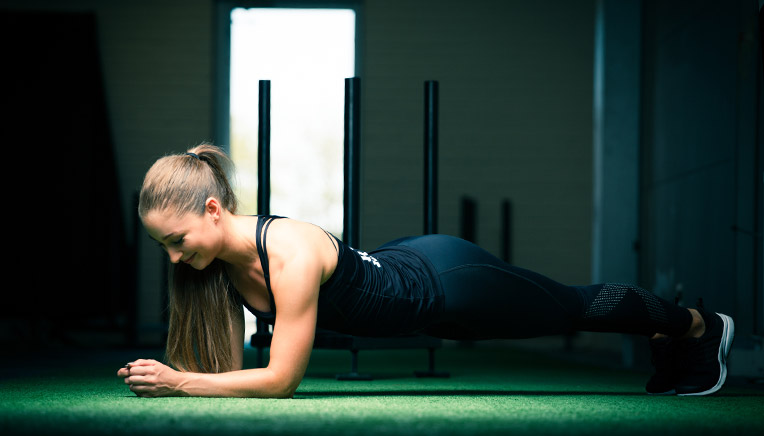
top-left (384, 235), bottom-right (692, 341)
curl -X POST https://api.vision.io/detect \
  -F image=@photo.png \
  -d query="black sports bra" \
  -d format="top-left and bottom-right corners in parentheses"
top-left (239, 215), bottom-right (281, 323)
top-left (239, 215), bottom-right (339, 323)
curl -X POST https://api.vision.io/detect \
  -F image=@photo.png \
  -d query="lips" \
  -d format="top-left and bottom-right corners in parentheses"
top-left (182, 253), bottom-right (196, 264)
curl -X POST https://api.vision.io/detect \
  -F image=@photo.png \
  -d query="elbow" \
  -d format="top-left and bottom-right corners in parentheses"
top-left (241, 382), bottom-right (294, 399)
top-left (261, 372), bottom-right (300, 399)
top-left (273, 389), bottom-right (295, 399)
top-left (264, 386), bottom-right (295, 399)
top-left (272, 380), bottom-right (299, 399)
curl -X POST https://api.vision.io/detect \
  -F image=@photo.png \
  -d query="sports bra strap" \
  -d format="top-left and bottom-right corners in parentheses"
top-left (255, 215), bottom-right (282, 316)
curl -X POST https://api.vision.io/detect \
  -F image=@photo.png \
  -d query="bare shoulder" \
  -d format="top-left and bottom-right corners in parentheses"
top-left (266, 218), bottom-right (329, 249)
top-left (264, 218), bottom-right (338, 283)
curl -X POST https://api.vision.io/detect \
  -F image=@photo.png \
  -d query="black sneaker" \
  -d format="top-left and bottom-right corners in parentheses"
top-left (674, 309), bottom-right (735, 396)
top-left (645, 336), bottom-right (677, 395)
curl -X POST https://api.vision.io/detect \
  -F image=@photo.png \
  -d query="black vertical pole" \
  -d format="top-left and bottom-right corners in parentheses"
top-left (254, 80), bottom-right (271, 366)
top-left (344, 77), bottom-right (361, 248)
top-left (460, 196), bottom-right (477, 243)
top-left (501, 199), bottom-right (513, 264)
top-left (424, 80), bottom-right (439, 235)
top-left (258, 80), bottom-right (271, 216)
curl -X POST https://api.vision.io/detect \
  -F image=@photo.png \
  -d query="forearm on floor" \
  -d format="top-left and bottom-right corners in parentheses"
top-left (177, 367), bottom-right (297, 398)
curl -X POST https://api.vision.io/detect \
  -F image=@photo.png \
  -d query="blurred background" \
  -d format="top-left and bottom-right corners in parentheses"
top-left (1, 0), bottom-right (761, 379)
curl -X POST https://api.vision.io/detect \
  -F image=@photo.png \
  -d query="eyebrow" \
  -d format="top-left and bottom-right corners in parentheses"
top-left (148, 232), bottom-right (176, 244)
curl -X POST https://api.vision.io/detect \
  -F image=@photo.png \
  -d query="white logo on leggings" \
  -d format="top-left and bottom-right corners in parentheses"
top-left (353, 249), bottom-right (381, 268)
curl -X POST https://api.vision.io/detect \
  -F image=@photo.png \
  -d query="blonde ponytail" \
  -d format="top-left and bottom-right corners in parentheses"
top-left (139, 143), bottom-right (242, 373)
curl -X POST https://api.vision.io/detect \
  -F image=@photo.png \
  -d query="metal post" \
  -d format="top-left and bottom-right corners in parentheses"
top-left (501, 199), bottom-right (512, 264)
top-left (254, 80), bottom-right (271, 361)
top-left (258, 80), bottom-right (271, 216)
top-left (344, 77), bottom-right (361, 247)
top-left (460, 196), bottom-right (477, 243)
top-left (424, 80), bottom-right (439, 235)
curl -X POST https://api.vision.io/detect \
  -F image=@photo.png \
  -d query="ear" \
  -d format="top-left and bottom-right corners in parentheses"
top-left (205, 197), bottom-right (222, 222)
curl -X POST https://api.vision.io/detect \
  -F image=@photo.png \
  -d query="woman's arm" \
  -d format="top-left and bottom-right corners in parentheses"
top-left (118, 237), bottom-right (322, 398)
top-left (174, 253), bottom-right (320, 398)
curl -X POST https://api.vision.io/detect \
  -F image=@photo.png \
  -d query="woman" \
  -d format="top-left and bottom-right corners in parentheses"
top-left (117, 144), bottom-right (734, 398)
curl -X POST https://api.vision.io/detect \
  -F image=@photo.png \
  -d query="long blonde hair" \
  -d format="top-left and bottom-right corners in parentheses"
top-left (138, 143), bottom-right (242, 373)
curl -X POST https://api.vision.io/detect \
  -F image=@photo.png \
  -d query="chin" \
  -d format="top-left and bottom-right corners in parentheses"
top-left (192, 258), bottom-right (213, 270)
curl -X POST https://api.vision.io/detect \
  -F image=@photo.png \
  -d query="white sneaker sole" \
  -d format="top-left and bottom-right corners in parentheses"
top-left (678, 312), bottom-right (734, 396)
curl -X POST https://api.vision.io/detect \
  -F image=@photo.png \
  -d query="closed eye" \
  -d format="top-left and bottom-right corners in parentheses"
top-left (155, 236), bottom-right (184, 250)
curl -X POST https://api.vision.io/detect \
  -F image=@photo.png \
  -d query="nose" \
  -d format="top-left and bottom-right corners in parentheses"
top-left (167, 248), bottom-right (183, 264)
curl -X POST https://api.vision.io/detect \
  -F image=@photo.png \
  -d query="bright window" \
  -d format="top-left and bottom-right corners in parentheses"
top-left (229, 7), bottom-right (355, 341)
top-left (229, 7), bottom-right (355, 238)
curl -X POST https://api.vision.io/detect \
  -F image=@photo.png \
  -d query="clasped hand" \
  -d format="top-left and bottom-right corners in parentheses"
top-left (117, 359), bottom-right (185, 397)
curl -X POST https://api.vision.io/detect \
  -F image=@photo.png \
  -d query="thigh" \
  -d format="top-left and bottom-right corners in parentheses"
top-left (392, 235), bottom-right (584, 340)
top-left (434, 264), bottom-right (583, 339)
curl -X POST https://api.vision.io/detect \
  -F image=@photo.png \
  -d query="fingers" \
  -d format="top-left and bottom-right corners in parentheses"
top-left (117, 359), bottom-right (171, 397)
top-left (122, 363), bottom-right (157, 386)
top-left (124, 375), bottom-right (150, 386)
top-left (129, 384), bottom-right (156, 397)
top-left (130, 359), bottom-right (158, 366)
top-left (125, 373), bottom-right (166, 398)
top-left (124, 365), bottom-right (149, 376)
top-left (117, 363), bottom-right (131, 378)
top-left (117, 359), bottom-right (156, 378)
top-left (124, 377), bottom-right (153, 397)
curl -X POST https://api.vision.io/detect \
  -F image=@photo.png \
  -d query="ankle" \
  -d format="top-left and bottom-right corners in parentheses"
top-left (681, 309), bottom-right (705, 339)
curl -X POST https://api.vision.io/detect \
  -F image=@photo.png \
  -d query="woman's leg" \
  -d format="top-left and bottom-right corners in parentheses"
top-left (389, 235), bottom-right (693, 340)
top-left (391, 235), bottom-right (733, 396)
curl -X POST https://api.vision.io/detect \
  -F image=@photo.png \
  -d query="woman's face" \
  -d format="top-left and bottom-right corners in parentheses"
top-left (142, 206), bottom-right (221, 270)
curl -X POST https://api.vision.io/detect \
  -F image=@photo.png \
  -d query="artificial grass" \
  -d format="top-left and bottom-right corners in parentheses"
top-left (1, 344), bottom-right (762, 435)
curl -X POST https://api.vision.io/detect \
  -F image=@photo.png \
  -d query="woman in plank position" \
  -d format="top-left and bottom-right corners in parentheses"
top-left (118, 144), bottom-right (734, 398)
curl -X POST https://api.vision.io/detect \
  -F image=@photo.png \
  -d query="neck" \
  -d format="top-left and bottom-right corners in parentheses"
top-left (215, 212), bottom-right (261, 271)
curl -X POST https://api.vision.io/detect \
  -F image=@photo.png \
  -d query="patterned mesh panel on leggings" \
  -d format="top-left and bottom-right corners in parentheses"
top-left (578, 283), bottom-right (680, 336)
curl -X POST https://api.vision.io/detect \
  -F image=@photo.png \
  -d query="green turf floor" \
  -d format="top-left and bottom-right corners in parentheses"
top-left (1, 344), bottom-right (762, 435)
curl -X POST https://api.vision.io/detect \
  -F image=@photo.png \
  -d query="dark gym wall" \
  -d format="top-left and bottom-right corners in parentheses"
top-left (1, 10), bottom-right (130, 347)
top-left (1, 0), bottom-right (215, 346)
top-left (639, 0), bottom-right (763, 375)
top-left (360, 0), bottom-right (595, 287)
